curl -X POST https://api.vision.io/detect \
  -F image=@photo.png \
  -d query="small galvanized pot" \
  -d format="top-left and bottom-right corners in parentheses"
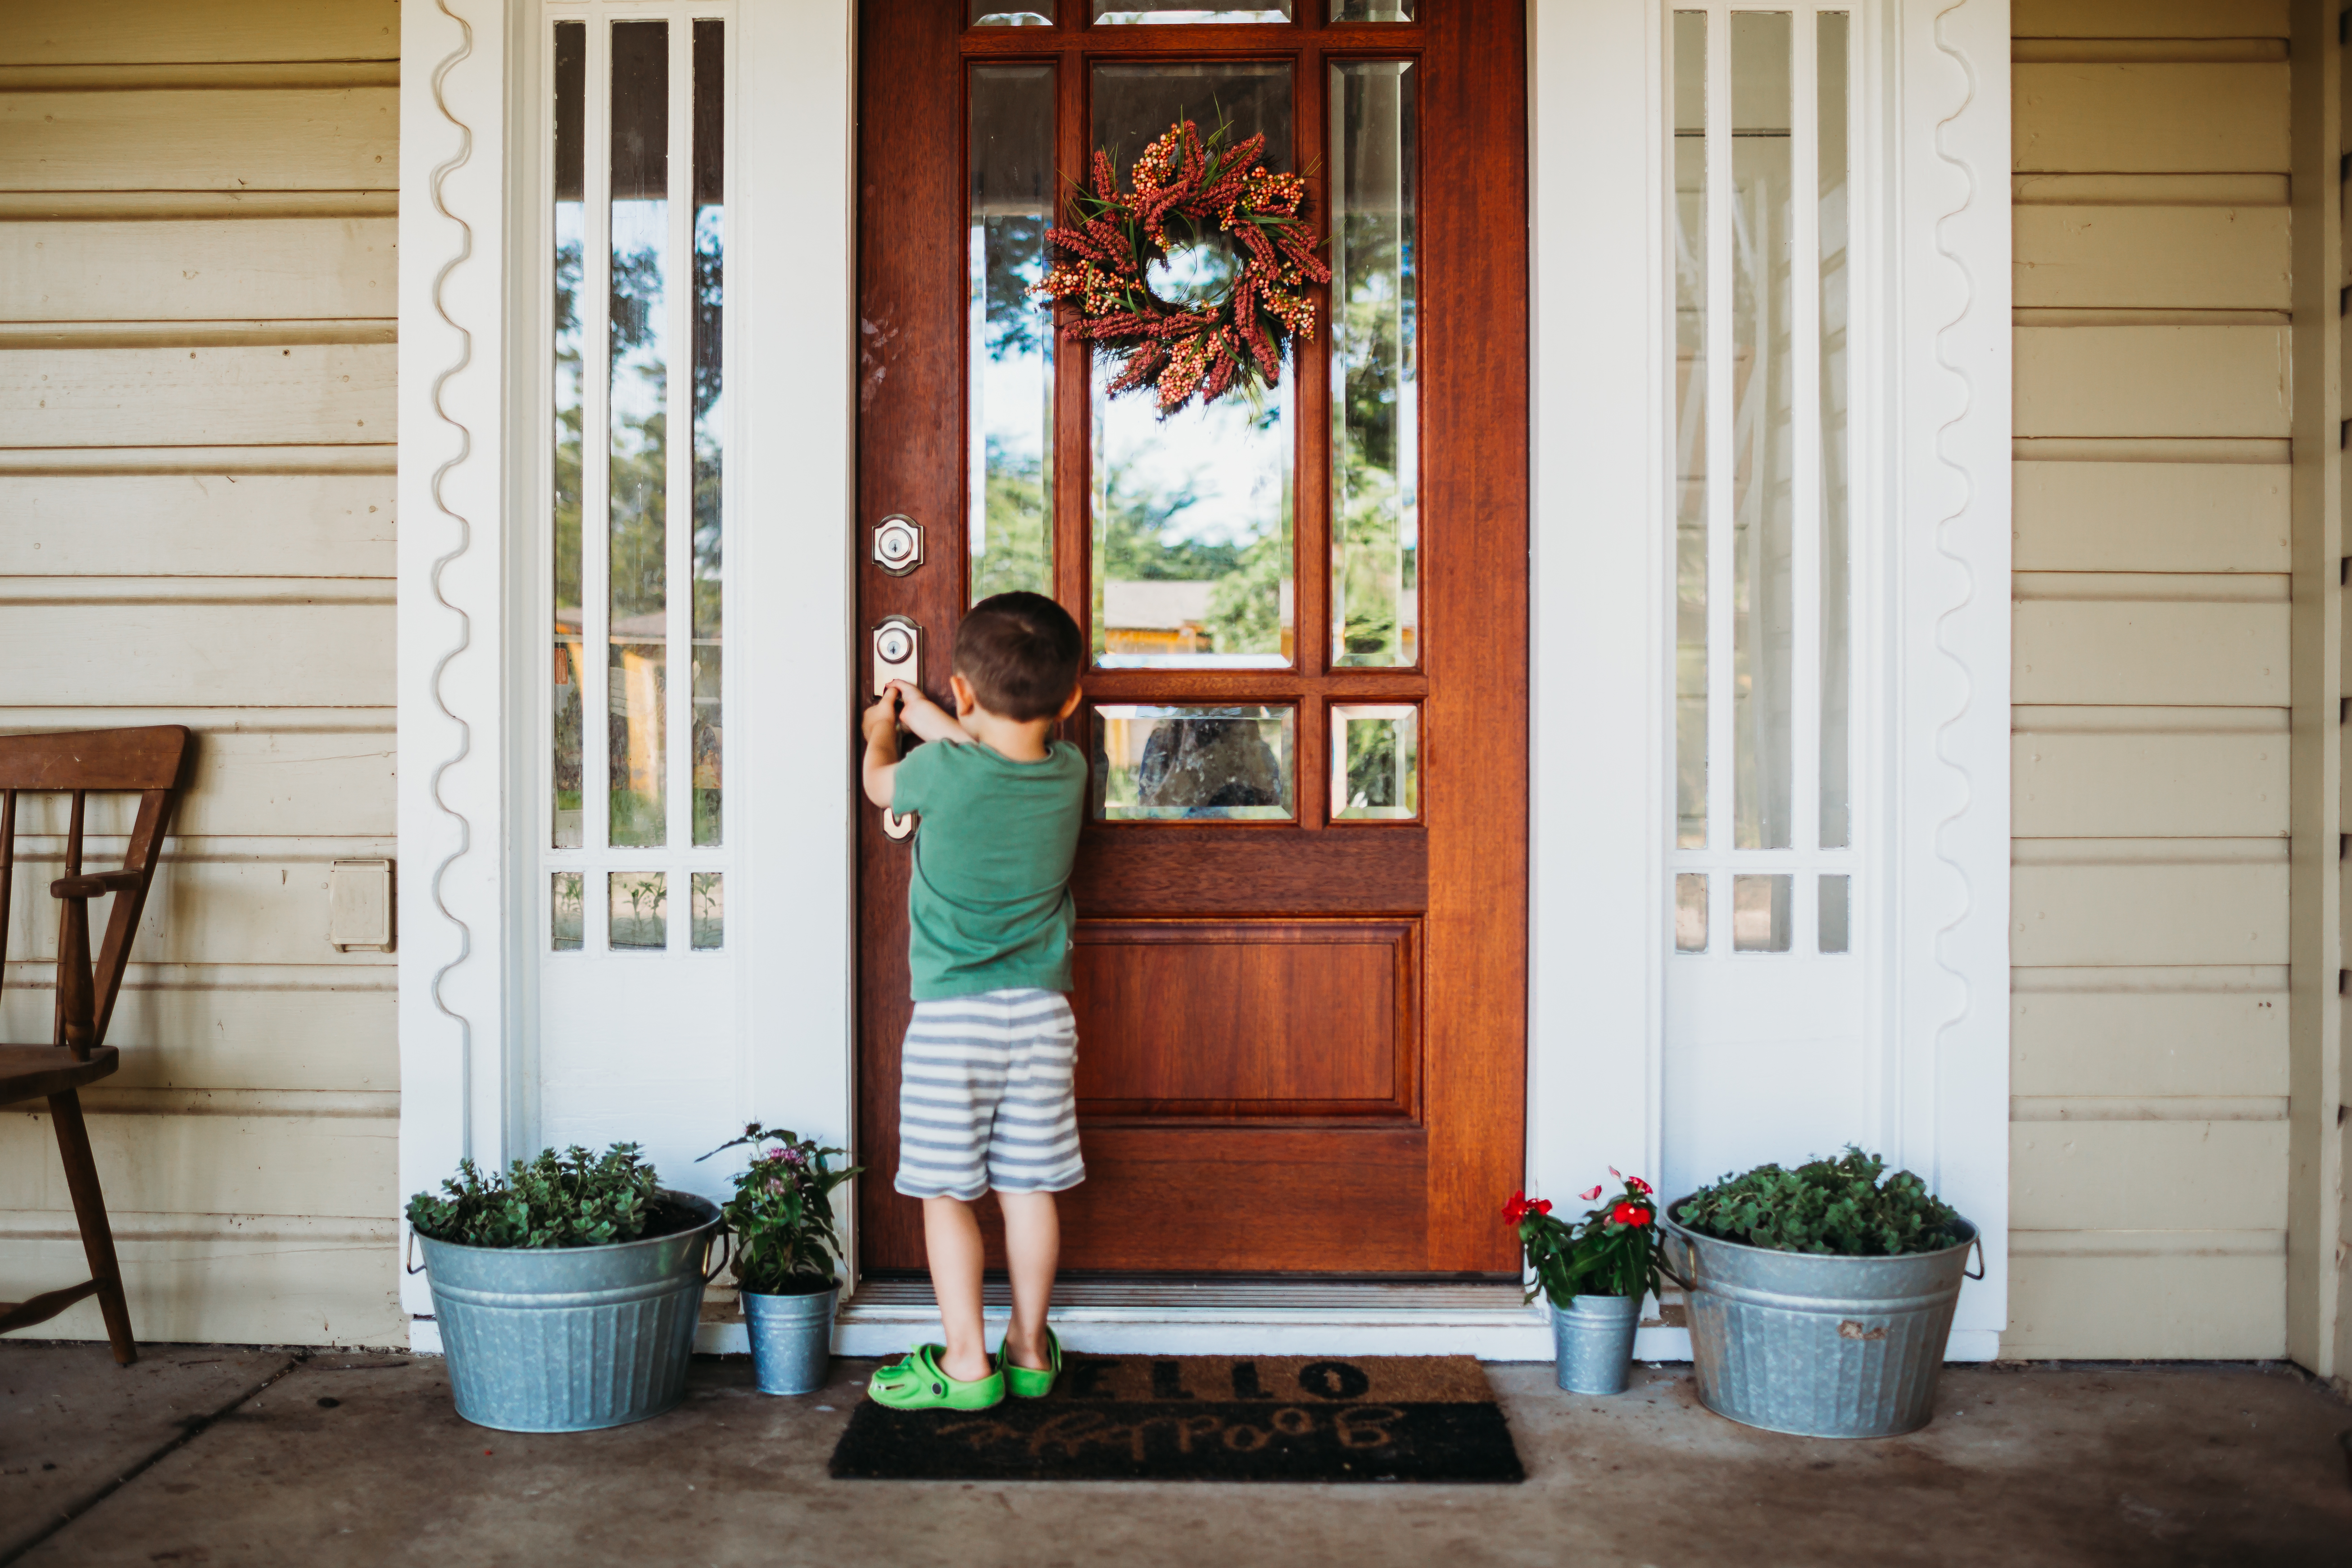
top-left (415, 1190), bottom-right (725, 1434)
top-left (1551, 1292), bottom-right (1641, 1395)
top-left (1661, 1202), bottom-right (1983, 1440)
top-left (741, 1282), bottom-right (840, 1396)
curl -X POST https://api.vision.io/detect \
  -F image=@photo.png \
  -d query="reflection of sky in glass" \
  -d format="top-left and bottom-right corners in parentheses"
top-left (969, 220), bottom-right (1051, 596)
top-left (610, 201), bottom-right (669, 443)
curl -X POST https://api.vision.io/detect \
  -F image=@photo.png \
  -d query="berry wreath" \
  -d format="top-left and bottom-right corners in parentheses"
top-left (1031, 118), bottom-right (1332, 416)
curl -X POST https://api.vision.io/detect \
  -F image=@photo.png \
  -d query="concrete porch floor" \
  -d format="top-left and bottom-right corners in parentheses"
top-left (3, 1345), bottom-right (2348, 1567)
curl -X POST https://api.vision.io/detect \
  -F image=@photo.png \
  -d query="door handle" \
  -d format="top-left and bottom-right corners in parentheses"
top-left (873, 616), bottom-right (920, 841)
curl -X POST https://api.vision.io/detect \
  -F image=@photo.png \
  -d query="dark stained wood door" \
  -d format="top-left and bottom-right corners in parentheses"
top-left (856, 0), bottom-right (1526, 1276)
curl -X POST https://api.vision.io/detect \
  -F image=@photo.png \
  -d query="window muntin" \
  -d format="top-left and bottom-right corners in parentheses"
top-left (545, 9), bottom-right (729, 954)
top-left (1670, 6), bottom-right (1857, 959)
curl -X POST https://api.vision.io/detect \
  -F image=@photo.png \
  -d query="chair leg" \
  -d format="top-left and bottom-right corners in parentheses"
top-left (48, 1091), bottom-right (136, 1366)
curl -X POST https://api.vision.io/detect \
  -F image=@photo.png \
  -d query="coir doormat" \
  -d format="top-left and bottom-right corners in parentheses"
top-left (828, 1354), bottom-right (1524, 1483)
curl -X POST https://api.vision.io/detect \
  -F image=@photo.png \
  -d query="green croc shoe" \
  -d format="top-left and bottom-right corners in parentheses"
top-left (867, 1343), bottom-right (1005, 1411)
top-left (998, 1326), bottom-right (1063, 1399)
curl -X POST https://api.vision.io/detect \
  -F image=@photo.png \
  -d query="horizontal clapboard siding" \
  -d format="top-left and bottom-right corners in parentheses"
top-left (0, 1), bottom-right (400, 65)
top-left (0, 90), bottom-right (398, 191)
top-left (2014, 325), bottom-right (2289, 438)
top-left (2008, 18), bottom-right (2291, 1361)
top-left (1, 345), bottom-right (394, 447)
top-left (0, 220), bottom-right (397, 322)
top-left (0, 476), bottom-right (395, 579)
top-left (0, 2), bottom-right (403, 1347)
top-left (2015, 64), bottom-right (2289, 173)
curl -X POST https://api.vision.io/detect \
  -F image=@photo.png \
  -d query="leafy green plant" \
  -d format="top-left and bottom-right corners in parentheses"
top-left (406, 1143), bottom-right (663, 1250)
top-left (1506, 1171), bottom-right (1663, 1305)
top-left (698, 1124), bottom-right (862, 1296)
top-left (1675, 1147), bottom-right (1964, 1257)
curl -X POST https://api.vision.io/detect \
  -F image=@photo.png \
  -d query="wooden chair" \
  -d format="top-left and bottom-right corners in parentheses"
top-left (0, 725), bottom-right (191, 1366)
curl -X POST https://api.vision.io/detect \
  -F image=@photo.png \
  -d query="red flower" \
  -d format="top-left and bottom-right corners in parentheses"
top-left (1503, 1191), bottom-right (1553, 1226)
top-left (1610, 1201), bottom-right (1652, 1228)
top-left (1579, 1185), bottom-right (1603, 1201)
top-left (1627, 1175), bottom-right (1653, 1196)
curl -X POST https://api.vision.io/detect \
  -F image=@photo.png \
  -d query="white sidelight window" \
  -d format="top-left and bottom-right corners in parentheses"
top-left (1662, 4), bottom-right (1877, 1199)
top-left (536, 2), bottom-right (738, 1172)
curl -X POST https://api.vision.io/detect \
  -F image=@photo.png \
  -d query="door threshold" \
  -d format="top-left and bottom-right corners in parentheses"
top-left (707, 1273), bottom-right (1568, 1359)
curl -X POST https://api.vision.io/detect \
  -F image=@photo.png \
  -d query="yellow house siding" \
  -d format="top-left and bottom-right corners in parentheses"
top-left (2009, 2), bottom-right (2292, 1358)
top-left (0, 0), bottom-right (401, 1347)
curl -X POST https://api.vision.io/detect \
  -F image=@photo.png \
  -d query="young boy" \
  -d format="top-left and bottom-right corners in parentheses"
top-left (858, 590), bottom-right (1088, 1410)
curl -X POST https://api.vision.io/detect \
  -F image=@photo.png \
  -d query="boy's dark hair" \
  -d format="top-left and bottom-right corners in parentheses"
top-left (953, 592), bottom-right (1083, 721)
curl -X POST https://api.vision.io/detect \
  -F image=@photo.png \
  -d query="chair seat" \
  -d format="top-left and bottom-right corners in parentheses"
top-left (0, 1044), bottom-right (118, 1107)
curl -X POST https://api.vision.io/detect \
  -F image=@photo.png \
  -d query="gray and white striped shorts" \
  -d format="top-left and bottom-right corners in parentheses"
top-left (893, 988), bottom-right (1086, 1201)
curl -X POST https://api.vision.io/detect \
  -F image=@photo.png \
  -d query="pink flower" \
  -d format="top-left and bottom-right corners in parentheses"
top-left (1579, 1185), bottom-right (1604, 1201)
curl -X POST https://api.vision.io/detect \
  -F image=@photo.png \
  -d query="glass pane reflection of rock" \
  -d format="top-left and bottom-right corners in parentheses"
top-left (1094, 706), bottom-right (1295, 820)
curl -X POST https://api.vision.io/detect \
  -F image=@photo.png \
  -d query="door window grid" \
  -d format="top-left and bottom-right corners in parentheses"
top-left (948, 27), bottom-right (1428, 834)
top-left (543, 4), bottom-right (733, 956)
top-left (1669, 5), bottom-right (1858, 959)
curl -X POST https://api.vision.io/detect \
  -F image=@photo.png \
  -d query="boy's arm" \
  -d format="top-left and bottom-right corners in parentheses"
top-left (891, 681), bottom-right (966, 745)
top-left (860, 688), bottom-right (904, 808)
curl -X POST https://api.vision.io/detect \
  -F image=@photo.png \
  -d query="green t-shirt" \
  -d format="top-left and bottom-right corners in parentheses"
top-left (893, 736), bottom-right (1087, 1001)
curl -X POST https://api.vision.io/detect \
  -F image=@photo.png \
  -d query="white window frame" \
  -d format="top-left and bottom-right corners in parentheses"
top-left (395, 0), bottom-right (856, 1332)
top-left (1527, 0), bottom-right (2012, 1360)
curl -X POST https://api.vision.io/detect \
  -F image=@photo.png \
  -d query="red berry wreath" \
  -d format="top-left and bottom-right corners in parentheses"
top-left (1032, 118), bottom-right (1332, 415)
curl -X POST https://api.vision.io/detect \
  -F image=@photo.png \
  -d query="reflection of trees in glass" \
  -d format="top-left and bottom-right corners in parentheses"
top-left (691, 205), bottom-right (724, 846)
top-left (553, 232), bottom-right (586, 821)
top-left (974, 437), bottom-right (1051, 601)
top-left (1092, 396), bottom-right (1291, 660)
top-left (1332, 208), bottom-right (1414, 666)
top-left (609, 222), bottom-right (668, 846)
top-left (971, 211), bottom-right (1053, 602)
top-left (1345, 718), bottom-right (1400, 811)
top-left (982, 215), bottom-right (1048, 359)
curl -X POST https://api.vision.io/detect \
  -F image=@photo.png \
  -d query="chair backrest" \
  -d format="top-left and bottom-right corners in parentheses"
top-left (0, 726), bottom-right (192, 1055)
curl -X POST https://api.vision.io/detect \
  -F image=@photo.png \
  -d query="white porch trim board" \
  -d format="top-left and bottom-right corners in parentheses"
top-left (395, 0), bottom-right (2012, 1356)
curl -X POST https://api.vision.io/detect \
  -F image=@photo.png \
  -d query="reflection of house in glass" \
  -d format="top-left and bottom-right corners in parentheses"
top-left (609, 610), bottom-right (668, 834)
top-left (1101, 580), bottom-right (1216, 658)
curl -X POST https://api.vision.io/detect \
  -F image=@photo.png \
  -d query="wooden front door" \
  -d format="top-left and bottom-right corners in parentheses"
top-left (856, 0), bottom-right (1527, 1277)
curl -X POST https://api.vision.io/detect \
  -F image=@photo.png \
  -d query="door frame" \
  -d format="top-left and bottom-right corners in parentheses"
top-left (391, 0), bottom-right (2011, 1358)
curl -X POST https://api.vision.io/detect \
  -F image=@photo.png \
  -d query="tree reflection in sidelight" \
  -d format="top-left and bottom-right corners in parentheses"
top-left (608, 19), bottom-right (669, 849)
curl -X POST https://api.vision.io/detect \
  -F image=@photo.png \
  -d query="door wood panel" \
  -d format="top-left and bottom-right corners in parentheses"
top-left (1073, 920), bottom-right (1414, 1114)
top-left (855, 0), bottom-right (1527, 1278)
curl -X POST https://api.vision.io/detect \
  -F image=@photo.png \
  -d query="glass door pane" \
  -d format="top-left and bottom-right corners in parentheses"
top-left (1089, 62), bottom-right (1296, 670)
top-left (1329, 60), bottom-right (1418, 669)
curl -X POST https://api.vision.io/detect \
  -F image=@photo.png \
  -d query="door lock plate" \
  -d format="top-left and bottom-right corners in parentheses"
top-left (872, 615), bottom-right (920, 698)
top-left (873, 515), bottom-right (924, 576)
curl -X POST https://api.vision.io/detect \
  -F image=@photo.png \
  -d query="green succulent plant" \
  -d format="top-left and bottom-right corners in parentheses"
top-left (406, 1143), bottom-right (664, 1250)
top-left (1675, 1147), bottom-right (1964, 1257)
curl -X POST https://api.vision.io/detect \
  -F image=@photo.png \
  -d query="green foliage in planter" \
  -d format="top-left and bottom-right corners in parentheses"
top-left (699, 1124), bottom-right (862, 1296)
top-left (407, 1143), bottom-right (663, 1249)
top-left (1675, 1147), bottom-right (1963, 1257)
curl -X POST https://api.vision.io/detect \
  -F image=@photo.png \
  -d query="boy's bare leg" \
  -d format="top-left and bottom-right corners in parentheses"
top-left (922, 1196), bottom-right (993, 1382)
top-left (998, 1190), bottom-right (1060, 1371)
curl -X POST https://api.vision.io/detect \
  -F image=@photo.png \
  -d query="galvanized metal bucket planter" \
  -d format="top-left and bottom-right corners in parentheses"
top-left (1661, 1204), bottom-right (1982, 1440)
top-left (415, 1190), bottom-right (726, 1434)
top-left (741, 1282), bottom-right (840, 1396)
top-left (1551, 1292), bottom-right (1641, 1395)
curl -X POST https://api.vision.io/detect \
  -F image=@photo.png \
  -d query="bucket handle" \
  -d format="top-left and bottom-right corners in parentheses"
top-left (405, 1228), bottom-right (425, 1276)
top-left (1962, 1233), bottom-right (1986, 1281)
top-left (702, 1225), bottom-right (733, 1286)
top-left (1655, 1230), bottom-right (1697, 1293)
